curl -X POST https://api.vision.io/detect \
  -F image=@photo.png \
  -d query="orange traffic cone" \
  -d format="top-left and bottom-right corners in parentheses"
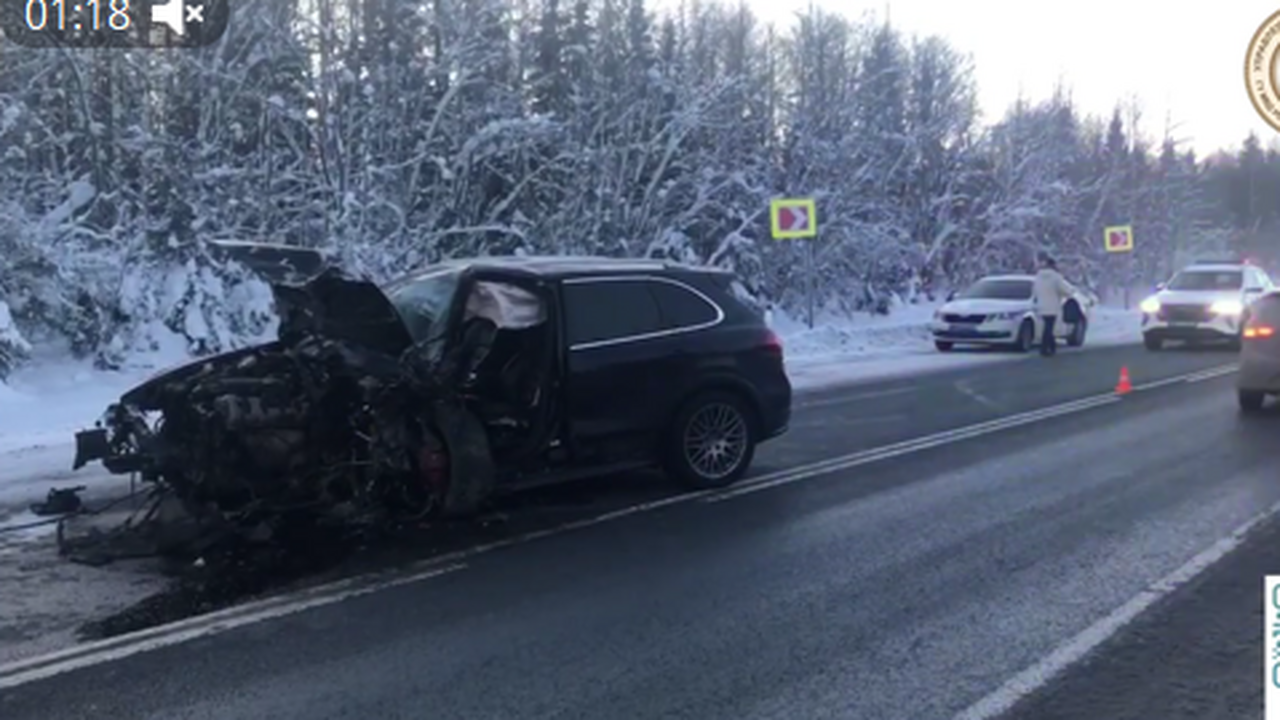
top-left (1115, 366), bottom-right (1132, 395)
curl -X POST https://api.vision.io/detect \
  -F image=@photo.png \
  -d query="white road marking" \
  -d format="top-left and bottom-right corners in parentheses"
top-left (954, 498), bottom-right (1280, 720)
top-left (0, 562), bottom-right (468, 690)
top-left (1184, 364), bottom-right (1239, 383)
top-left (954, 378), bottom-right (1005, 412)
top-left (0, 362), bottom-right (1239, 690)
top-left (705, 394), bottom-right (1121, 502)
top-left (795, 385), bottom-right (915, 409)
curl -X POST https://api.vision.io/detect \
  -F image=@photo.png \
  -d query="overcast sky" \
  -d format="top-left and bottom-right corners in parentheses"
top-left (700, 0), bottom-right (1280, 157)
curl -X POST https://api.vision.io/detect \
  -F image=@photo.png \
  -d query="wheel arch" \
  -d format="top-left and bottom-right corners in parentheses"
top-left (1062, 298), bottom-right (1084, 324)
top-left (675, 375), bottom-right (764, 439)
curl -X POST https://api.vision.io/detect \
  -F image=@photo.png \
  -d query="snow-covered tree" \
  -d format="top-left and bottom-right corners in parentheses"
top-left (0, 1), bottom-right (1274, 374)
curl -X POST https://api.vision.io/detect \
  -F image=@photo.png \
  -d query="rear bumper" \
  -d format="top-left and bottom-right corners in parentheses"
top-left (1238, 356), bottom-right (1280, 392)
top-left (757, 377), bottom-right (791, 441)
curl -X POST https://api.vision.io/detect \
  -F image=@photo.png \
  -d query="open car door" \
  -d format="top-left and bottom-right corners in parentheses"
top-left (436, 273), bottom-right (562, 481)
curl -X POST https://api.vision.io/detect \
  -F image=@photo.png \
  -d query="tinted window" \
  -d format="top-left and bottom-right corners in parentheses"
top-left (649, 280), bottom-right (720, 329)
top-left (958, 279), bottom-right (1033, 300)
top-left (563, 280), bottom-right (663, 345)
top-left (1167, 270), bottom-right (1242, 290)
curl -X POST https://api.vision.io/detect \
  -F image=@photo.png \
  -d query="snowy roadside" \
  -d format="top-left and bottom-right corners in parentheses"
top-left (781, 303), bottom-right (1143, 390)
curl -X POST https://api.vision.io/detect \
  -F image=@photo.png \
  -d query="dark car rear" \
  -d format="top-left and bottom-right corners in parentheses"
top-left (1237, 291), bottom-right (1280, 412)
top-left (556, 264), bottom-right (790, 488)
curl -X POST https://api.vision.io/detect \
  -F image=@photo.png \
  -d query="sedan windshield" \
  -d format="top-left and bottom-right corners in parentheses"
top-left (957, 278), bottom-right (1033, 300)
top-left (1166, 270), bottom-right (1242, 291)
top-left (384, 269), bottom-right (462, 343)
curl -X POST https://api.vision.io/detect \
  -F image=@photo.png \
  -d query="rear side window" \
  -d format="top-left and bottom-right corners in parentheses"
top-left (563, 280), bottom-right (663, 346)
top-left (648, 280), bottom-right (720, 329)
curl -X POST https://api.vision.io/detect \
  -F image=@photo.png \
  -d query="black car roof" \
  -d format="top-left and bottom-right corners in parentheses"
top-left (396, 255), bottom-right (734, 283)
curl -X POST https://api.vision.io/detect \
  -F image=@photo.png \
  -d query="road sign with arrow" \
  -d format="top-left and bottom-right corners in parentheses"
top-left (770, 198), bottom-right (817, 239)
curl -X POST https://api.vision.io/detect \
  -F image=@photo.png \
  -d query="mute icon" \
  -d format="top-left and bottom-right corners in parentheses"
top-left (151, 0), bottom-right (204, 37)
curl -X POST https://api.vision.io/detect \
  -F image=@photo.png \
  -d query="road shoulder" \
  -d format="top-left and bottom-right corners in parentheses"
top-left (999, 512), bottom-right (1280, 720)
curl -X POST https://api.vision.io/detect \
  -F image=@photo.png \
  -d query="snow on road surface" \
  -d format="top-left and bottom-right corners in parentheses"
top-left (0, 301), bottom-right (1141, 666)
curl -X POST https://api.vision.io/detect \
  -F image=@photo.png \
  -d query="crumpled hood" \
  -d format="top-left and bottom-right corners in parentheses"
top-left (118, 269), bottom-right (413, 409)
top-left (271, 268), bottom-right (413, 357)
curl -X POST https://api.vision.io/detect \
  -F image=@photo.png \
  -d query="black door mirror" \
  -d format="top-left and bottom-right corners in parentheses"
top-left (946, 290), bottom-right (957, 302)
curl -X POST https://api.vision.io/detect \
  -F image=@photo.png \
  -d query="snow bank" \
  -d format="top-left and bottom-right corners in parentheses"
top-left (778, 301), bottom-right (1143, 389)
top-left (0, 345), bottom-right (174, 525)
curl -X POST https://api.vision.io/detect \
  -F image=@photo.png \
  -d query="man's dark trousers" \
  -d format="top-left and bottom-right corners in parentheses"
top-left (1040, 315), bottom-right (1057, 355)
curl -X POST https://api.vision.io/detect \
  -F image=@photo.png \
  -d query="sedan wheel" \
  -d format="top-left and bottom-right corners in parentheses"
top-left (1067, 318), bottom-right (1087, 347)
top-left (1013, 320), bottom-right (1035, 353)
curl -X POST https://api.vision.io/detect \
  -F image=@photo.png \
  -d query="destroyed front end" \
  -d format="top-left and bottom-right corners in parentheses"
top-left (70, 268), bottom-right (493, 556)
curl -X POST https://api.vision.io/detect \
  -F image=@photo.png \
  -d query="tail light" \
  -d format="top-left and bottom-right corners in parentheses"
top-left (1244, 324), bottom-right (1275, 339)
top-left (763, 329), bottom-right (784, 360)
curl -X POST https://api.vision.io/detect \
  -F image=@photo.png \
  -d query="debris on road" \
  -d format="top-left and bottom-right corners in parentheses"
top-left (29, 486), bottom-right (84, 516)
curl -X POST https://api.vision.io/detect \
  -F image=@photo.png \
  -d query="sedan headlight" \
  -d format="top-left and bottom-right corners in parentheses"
top-left (1139, 297), bottom-right (1161, 313)
top-left (1210, 299), bottom-right (1244, 315)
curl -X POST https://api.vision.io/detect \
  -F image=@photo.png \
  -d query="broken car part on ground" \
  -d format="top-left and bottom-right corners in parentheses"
top-left (69, 260), bottom-right (550, 566)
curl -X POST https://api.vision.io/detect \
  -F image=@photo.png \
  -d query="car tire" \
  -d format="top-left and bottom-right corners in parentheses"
top-left (935, 340), bottom-right (954, 352)
top-left (1143, 334), bottom-right (1163, 351)
top-left (664, 391), bottom-right (757, 490)
top-left (1013, 319), bottom-right (1035, 353)
top-left (1239, 389), bottom-right (1266, 414)
top-left (1067, 318), bottom-right (1088, 347)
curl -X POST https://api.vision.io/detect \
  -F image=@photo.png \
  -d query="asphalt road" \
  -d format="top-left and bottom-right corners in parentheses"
top-left (1, 341), bottom-right (1272, 720)
top-left (1000, 511), bottom-right (1280, 720)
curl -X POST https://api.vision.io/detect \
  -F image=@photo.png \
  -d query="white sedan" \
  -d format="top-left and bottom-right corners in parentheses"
top-left (929, 274), bottom-right (1093, 352)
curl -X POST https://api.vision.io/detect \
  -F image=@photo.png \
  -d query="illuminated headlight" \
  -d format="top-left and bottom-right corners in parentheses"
top-left (1210, 299), bottom-right (1244, 315)
top-left (988, 311), bottom-right (1021, 321)
top-left (1139, 297), bottom-right (1161, 313)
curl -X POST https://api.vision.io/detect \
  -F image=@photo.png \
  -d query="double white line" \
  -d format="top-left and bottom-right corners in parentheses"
top-left (706, 394), bottom-right (1120, 502)
top-left (706, 362), bottom-right (1239, 503)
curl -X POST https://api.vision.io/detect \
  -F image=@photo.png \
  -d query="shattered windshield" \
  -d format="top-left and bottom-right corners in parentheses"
top-left (957, 279), bottom-right (1033, 300)
top-left (385, 269), bottom-right (462, 343)
top-left (1166, 270), bottom-right (1242, 291)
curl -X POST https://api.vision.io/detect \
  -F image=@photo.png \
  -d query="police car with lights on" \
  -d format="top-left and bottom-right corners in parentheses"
top-left (1139, 259), bottom-right (1276, 351)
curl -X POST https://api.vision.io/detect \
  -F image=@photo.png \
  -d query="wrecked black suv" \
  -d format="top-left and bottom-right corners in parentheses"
top-left (72, 254), bottom-right (791, 542)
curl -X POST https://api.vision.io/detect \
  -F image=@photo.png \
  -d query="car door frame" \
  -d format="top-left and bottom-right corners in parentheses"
top-left (434, 268), bottom-right (563, 464)
top-left (557, 274), bottom-right (724, 465)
